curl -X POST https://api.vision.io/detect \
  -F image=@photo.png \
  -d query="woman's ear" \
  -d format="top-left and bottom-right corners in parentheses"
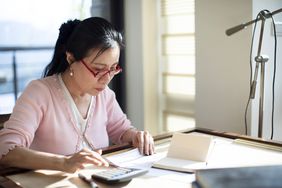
top-left (65, 52), bottom-right (75, 64)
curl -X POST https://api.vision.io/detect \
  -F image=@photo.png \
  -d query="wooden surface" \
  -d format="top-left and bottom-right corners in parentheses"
top-left (1, 128), bottom-right (282, 188)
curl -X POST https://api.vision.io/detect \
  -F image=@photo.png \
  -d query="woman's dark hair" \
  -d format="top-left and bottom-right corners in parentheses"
top-left (43, 17), bottom-right (124, 77)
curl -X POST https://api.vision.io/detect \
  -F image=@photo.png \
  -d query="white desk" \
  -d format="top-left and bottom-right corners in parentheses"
top-left (3, 129), bottom-right (282, 188)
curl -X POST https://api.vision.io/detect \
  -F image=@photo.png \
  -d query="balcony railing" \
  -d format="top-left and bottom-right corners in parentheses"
top-left (0, 46), bottom-right (54, 114)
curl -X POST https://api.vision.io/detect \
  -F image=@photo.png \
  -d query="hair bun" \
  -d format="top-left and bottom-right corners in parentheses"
top-left (58, 19), bottom-right (81, 44)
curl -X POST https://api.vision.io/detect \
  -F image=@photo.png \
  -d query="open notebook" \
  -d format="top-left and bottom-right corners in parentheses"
top-left (152, 133), bottom-right (214, 173)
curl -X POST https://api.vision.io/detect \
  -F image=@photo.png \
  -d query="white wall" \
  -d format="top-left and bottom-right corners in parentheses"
top-left (125, 0), bottom-right (282, 140)
top-left (124, 0), bottom-right (144, 131)
top-left (195, 0), bottom-right (252, 134)
top-left (196, 0), bottom-right (282, 141)
top-left (124, 0), bottom-right (159, 134)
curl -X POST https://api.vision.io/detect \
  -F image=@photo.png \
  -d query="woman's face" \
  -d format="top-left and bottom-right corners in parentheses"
top-left (70, 45), bottom-right (121, 96)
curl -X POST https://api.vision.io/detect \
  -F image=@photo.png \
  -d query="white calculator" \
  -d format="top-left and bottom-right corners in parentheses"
top-left (91, 167), bottom-right (148, 183)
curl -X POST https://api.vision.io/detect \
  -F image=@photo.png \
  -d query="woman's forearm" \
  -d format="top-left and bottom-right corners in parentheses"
top-left (0, 147), bottom-right (66, 171)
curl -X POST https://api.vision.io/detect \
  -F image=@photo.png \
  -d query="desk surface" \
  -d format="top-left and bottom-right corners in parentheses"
top-left (1, 128), bottom-right (282, 188)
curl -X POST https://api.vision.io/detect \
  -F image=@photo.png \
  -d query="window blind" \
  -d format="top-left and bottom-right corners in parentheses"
top-left (159, 0), bottom-right (195, 132)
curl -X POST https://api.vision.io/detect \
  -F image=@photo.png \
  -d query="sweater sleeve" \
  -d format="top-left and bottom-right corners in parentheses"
top-left (0, 80), bottom-right (49, 159)
top-left (104, 87), bottom-right (134, 144)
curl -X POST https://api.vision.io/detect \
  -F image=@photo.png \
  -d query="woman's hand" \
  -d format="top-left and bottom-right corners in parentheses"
top-left (63, 148), bottom-right (109, 173)
top-left (132, 131), bottom-right (155, 155)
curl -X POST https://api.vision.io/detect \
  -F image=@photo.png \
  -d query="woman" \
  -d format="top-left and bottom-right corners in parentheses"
top-left (0, 17), bottom-right (154, 173)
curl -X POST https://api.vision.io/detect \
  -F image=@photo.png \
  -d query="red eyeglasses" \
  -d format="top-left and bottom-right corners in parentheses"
top-left (80, 59), bottom-right (122, 79)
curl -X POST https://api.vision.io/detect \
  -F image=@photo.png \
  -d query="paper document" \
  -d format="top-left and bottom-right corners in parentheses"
top-left (106, 148), bottom-right (167, 169)
top-left (153, 133), bottom-right (214, 173)
top-left (103, 143), bottom-right (196, 184)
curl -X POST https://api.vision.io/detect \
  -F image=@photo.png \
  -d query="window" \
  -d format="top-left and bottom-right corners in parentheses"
top-left (158, 0), bottom-right (195, 132)
top-left (0, 0), bottom-right (91, 114)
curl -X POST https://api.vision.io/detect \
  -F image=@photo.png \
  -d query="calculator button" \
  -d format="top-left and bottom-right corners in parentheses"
top-left (91, 167), bottom-right (148, 183)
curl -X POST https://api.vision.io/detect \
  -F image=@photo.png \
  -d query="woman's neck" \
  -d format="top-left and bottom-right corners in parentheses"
top-left (61, 71), bottom-right (90, 103)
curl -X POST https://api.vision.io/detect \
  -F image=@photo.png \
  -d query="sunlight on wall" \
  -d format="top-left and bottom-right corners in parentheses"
top-left (166, 114), bottom-right (195, 131)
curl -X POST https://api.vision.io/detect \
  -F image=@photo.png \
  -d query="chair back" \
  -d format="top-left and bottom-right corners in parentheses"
top-left (0, 114), bottom-right (10, 129)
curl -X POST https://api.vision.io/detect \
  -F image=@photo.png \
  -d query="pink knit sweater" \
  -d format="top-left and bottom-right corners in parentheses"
top-left (0, 75), bottom-right (133, 159)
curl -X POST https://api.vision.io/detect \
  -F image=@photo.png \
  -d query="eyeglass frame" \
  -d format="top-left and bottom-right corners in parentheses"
top-left (80, 59), bottom-right (122, 79)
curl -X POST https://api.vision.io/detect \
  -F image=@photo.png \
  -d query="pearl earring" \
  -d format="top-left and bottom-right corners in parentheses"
top-left (70, 68), bottom-right (74, 77)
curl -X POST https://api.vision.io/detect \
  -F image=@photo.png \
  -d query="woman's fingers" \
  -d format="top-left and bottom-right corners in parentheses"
top-left (143, 131), bottom-right (150, 155)
top-left (82, 156), bottom-right (106, 166)
top-left (134, 131), bottom-right (155, 155)
top-left (79, 148), bottom-right (109, 166)
top-left (136, 131), bottom-right (144, 154)
top-left (148, 136), bottom-right (155, 155)
top-left (65, 148), bottom-right (110, 172)
top-left (146, 133), bottom-right (155, 155)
